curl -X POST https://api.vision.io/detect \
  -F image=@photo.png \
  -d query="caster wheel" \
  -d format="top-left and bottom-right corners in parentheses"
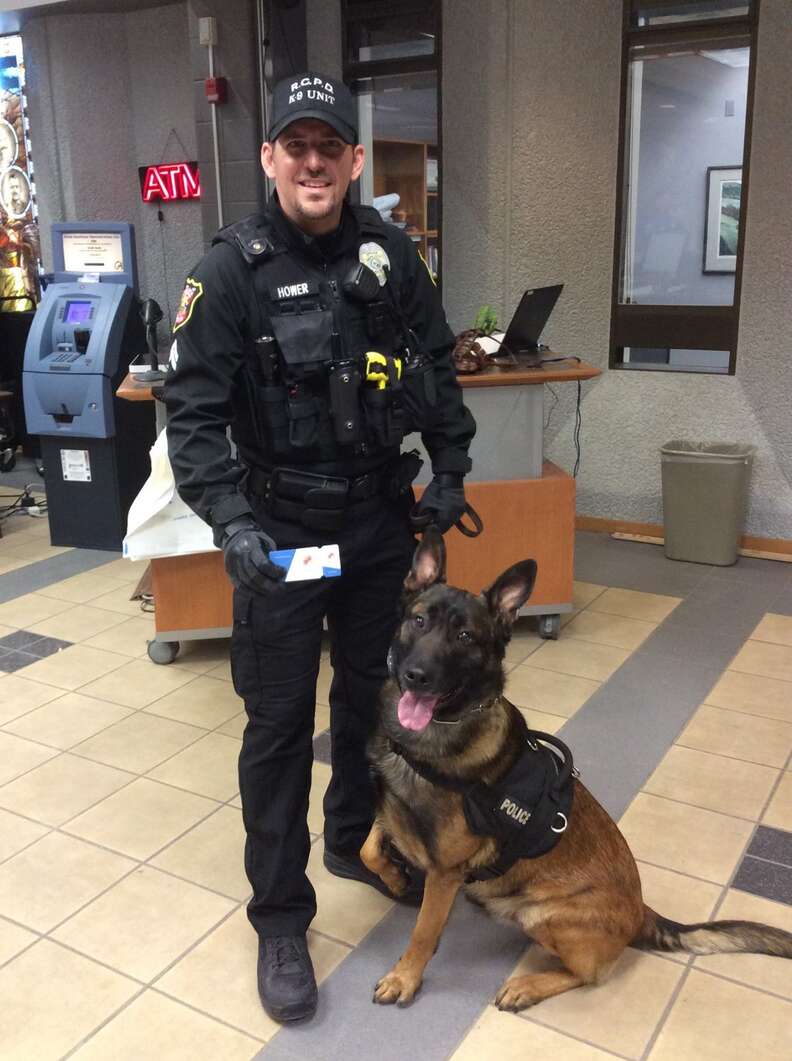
top-left (147, 639), bottom-right (180, 664)
top-left (538, 614), bottom-right (561, 640)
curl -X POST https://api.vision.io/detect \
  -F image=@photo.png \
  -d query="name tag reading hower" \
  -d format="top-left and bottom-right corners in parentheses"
top-left (269, 545), bottom-right (341, 582)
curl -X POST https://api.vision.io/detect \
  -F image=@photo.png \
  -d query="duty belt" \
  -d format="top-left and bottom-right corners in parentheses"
top-left (246, 463), bottom-right (397, 532)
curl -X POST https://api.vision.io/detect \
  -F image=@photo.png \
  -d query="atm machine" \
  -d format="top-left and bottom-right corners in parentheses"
top-left (23, 222), bottom-right (155, 550)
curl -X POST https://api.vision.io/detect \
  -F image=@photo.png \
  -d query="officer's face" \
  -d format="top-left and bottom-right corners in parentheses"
top-left (261, 119), bottom-right (365, 235)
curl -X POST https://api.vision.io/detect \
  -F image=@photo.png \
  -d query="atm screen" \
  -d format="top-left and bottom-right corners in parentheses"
top-left (64, 300), bottom-right (93, 324)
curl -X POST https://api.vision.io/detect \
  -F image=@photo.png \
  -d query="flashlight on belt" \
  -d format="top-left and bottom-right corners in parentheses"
top-left (364, 351), bottom-right (402, 390)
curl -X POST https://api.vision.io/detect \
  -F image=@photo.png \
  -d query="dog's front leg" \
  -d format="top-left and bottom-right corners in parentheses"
top-left (373, 869), bottom-right (461, 1006)
top-left (360, 822), bottom-right (409, 897)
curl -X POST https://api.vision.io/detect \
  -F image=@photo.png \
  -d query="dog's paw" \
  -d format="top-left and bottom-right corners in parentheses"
top-left (495, 978), bottom-right (538, 1012)
top-left (372, 970), bottom-right (422, 1006)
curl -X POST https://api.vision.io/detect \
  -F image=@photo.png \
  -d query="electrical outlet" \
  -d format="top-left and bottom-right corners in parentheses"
top-left (199, 16), bottom-right (217, 47)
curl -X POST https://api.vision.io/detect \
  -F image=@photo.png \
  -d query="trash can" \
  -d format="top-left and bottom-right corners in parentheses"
top-left (660, 440), bottom-right (756, 566)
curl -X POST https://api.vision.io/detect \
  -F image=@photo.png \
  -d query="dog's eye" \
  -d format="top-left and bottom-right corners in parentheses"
top-left (412, 614), bottom-right (425, 628)
top-left (457, 630), bottom-right (473, 644)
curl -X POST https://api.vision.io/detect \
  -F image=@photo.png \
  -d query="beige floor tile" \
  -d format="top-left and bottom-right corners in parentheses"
top-left (619, 793), bottom-right (754, 884)
top-left (205, 658), bottom-right (233, 681)
top-left (157, 908), bottom-right (349, 1041)
top-left (0, 916), bottom-right (37, 965)
top-left (315, 701), bottom-right (330, 734)
top-left (0, 731), bottom-right (58, 785)
top-left (70, 989), bottom-right (263, 1060)
top-left (0, 673), bottom-right (62, 724)
top-left (677, 703), bottom-right (792, 768)
top-left (637, 861), bottom-right (722, 926)
top-left (2, 691), bottom-right (132, 749)
top-left (92, 556), bottom-right (148, 583)
top-left (316, 656), bottom-right (333, 705)
top-left (645, 745), bottom-right (778, 821)
top-left (695, 889), bottom-right (792, 998)
top-left (0, 939), bottom-right (138, 1061)
top-left (729, 640), bottom-right (792, 683)
top-left (0, 753), bottom-right (134, 827)
top-left (0, 557), bottom-right (29, 574)
top-left (649, 968), bottom-right (792, 1061)
top-left (705, 668), bottom-right (792, 724)
top-left (19, 644), bottom-right (128, 692)
top-left (147, 732), bottom-right (241, 800)
top-left (451, 1005), bottom-right (614, 1060)
top-left (37, 570), bottom-right (124, 604)
top-left (79, 657), bottom-right (199, 708)
top-left (308, 760), bottom-right (331, 834)
top-left (0, 831), bottom-right (134, 931)
top-left (523, 637), bottom-right (629, 682)
top-left (508, 946), bottom-right (683, 1059)
top-left (1, 540), bottom-right (71, 562)
top-left (143, 673), bottom-right (242, 729)
top-left (0, 621), bottom-right (17, 637)
top-left (506, 665), bottom-right (599, 717)
top-left (307, 838), bottom-right (393, 944)
top-left (64, 777), bottom-right (219, 860)
top-left (171, 638), bottom-right (232, 675)
top-left (517, 706), bottom-right (568, 734)
top-left (751, 612), bottom-right (792, 648)
top-left (564, 609), bottom-right (656, 652)
top-left (82, 615), bottom-right (156, 657)
top-left (0, 806), bottom-right (49, 862)
top-left (73, 712), bottom-right (206, 773)
top-left (52, 864), bottom-right (235, 982)
top-left (762, 771), bottom-right (792, 830)
top-left (589, 586), bottom-right (682, 623)
top-left (26, 603), bottom-right (128, 642)
top-left (85, 583), bottom-right (148, 616)
top-left (217, 710), bottom-right (246, 739)
top-left (151, 804), bottom-right (249, 900)
top-left (572, 580), bottom-right (608, 609)
top-left (0, 591), bottom-right (73, 627)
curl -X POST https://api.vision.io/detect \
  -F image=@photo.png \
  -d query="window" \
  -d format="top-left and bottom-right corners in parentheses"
top-left (343, 1), bottom-right (441, 280)
top-left (611, 0), bottom-right (759, 373)
top-left (0, 34), bottom-right (39, 312)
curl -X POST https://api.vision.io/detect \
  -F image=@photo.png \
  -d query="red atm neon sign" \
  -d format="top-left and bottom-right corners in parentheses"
top-left (138, 162), bottom-right (201, 203)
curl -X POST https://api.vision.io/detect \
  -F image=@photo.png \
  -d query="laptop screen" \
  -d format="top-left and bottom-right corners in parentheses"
top-left (502, 284), bottom-right (563, 354)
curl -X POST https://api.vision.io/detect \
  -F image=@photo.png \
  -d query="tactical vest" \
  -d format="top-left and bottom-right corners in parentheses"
top-left (390, 730), bottom-right (576, 881)
top-left (214, 206), bottom-right (439, 467)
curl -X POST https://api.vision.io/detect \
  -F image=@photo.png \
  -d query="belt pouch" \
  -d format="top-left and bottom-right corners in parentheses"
top-left (363, 387), bottom-right (405, 447)
top-left (286, 391), bottom-right (319, 448)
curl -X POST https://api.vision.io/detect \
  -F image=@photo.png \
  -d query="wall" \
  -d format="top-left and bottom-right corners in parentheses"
top-left (443, 0), bottom-right (792, 539)
top-left (24, 3), bottom-right (204, 330)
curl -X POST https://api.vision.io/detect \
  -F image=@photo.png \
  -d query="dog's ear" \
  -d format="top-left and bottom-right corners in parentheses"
top-left (404, 527), bottom-right (446, 595)
top-left (484, 560), bottom-right (537, 626)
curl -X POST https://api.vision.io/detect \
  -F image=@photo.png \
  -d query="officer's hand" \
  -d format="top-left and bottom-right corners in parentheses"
top-left (413, 473), bottom-right (466, 534)
top-left (221, 518), bottom-right (286, 595)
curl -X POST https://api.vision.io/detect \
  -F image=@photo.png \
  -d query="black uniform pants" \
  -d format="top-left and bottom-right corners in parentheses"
top-left (231, 493), bottom-right (415, 937)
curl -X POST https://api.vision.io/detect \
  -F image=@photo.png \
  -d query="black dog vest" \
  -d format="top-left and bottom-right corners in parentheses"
top-left (390, 730), bottom-right (576, 882)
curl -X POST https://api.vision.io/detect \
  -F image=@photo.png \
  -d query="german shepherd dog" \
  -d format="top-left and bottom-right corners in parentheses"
top-left (361, 530), bottom-right (792, 1010)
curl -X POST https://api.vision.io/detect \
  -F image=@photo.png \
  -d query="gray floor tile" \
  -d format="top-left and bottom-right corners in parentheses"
top-left (0, 629), bottom-right (44, 650)
top-left (26, 635), bottom-right (72, 658)
top-left (747, 826), bottom-right (792, 869)
top-left (0, 547), bottom-right (120, 604)
top-left (0, 649), bottom-right (40, 673)
top-left (313, 730), bottom-right (332, 765)
top-left (637, 624), bottom-right (753, 670)
top-left (732, 855), bottom-right (792, 906)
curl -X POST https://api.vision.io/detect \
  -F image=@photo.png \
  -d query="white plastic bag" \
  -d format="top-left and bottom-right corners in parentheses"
top-left (123, 429), bottom-right (216, 560)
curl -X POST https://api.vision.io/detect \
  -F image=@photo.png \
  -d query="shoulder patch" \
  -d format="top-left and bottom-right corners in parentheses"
top-left (173, 277), bottom-right (203, 331)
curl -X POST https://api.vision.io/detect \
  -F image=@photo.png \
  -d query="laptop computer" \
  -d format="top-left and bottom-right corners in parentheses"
top-left (501, 284), bottom-right (564, 365)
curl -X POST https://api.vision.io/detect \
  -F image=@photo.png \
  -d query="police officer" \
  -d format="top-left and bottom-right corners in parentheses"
top-left (165, 71), bottom-right (475, 1022)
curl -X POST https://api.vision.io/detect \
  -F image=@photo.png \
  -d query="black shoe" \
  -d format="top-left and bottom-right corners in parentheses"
top-left (257, 935), bottom-right (317, 1022)
top-left (323, 847), bottom-right (424, 905)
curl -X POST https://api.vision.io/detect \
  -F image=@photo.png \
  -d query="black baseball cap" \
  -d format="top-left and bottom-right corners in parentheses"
top-left (267, 72), bottom-right (358, 144)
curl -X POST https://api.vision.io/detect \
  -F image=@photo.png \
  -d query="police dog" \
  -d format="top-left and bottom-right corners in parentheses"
top-left (361, 529), bottom-right (792, 1010)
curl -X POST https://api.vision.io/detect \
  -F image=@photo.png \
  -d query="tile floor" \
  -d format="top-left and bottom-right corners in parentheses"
top-left (0, 503), bottom-right (791, 1060)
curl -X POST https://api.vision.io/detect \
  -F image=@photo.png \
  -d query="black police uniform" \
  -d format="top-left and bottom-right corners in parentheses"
top-left (165, 194), bottom-right (475, 938)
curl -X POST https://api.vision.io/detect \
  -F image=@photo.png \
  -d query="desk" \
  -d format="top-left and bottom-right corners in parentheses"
top-left (117, 355), bottom-right (599, 661)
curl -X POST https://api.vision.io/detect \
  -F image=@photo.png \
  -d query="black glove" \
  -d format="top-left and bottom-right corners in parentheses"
top-left (221, 518), bottom-right (286, 595)
top-left (414, 473), bottom-right (466, 534)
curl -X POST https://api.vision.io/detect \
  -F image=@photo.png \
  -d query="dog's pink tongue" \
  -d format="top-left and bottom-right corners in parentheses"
top-left (397, 691), bottom-right (439, 732)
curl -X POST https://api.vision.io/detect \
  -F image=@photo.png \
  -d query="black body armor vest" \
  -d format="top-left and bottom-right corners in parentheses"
top-left (213, 207), bottom-right (438, 468)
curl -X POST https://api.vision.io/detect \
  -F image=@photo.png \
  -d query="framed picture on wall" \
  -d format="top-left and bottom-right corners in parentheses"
top-left (703, 166), bottom-right (741, 273)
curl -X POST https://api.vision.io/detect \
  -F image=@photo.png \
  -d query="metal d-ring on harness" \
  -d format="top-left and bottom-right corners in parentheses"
top-left (389, 729), bottom-right (577, 880)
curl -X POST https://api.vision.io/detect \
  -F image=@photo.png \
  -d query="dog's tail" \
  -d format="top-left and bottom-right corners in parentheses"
top-left (635, 905), bottom-right (792, 958)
